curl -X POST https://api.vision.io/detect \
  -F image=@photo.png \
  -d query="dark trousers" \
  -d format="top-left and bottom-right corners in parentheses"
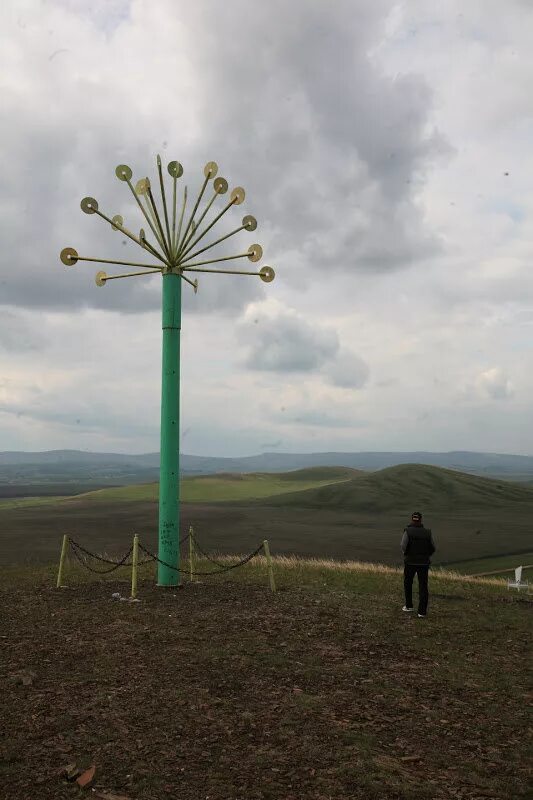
top-left (404, 564), bottom-right (429, 615)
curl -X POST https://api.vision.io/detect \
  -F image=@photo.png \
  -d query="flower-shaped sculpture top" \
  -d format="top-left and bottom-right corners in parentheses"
top-left (60, 156), bottom-right (275, 292)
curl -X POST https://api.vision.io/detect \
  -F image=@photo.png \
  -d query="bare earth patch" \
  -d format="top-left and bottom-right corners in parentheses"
top-left (1, 578), bottom-right (531, 799)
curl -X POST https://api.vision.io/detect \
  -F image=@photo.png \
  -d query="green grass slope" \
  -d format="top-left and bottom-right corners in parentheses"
top-left (2, 465), bottom-right (531, 570)
top-left (450, 552), bottom-right (533, 578)
top-left (8, 466), bottom-right (357, 508)
top-left (263, 462), bottom-right (533, 512)
top-left (275, 466), bottom-right (361, 481)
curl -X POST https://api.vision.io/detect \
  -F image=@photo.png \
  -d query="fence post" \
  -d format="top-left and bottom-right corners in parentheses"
top-left (56, 534), bottom-right (69, 588)
top-left (189, 526), bottom-right (195, 583)
top-left (131, 534), bottom-right (139, 599)
top-left (263, 539), bottom-right (276, 593)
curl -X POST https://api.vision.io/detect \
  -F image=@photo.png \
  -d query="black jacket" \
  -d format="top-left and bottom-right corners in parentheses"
top-left (401, 524), bottom-right (436, 565)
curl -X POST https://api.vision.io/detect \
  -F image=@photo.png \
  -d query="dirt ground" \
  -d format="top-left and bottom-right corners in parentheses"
top-left (1, 575), bottom-right (531, 799)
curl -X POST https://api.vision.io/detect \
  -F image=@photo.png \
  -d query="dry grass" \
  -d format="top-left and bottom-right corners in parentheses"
top-left (208, 552), bottom-right (507, 587)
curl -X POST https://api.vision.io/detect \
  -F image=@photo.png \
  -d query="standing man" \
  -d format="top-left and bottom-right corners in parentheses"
top-left (401, 511), bottom-right (436, 618)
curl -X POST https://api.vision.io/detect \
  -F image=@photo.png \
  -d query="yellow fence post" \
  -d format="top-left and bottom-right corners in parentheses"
top-left (263, 539), bottom-right (276, 593)
top-left (131, 533), bottom-right (139, 599)
top-left (189, 526), bottom-right (195, 583)
top-left (56, 534), bottom-right (69, 588)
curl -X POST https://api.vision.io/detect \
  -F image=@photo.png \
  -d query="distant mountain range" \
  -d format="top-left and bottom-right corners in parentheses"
top-left (2, 448), bottom-right (533, 485)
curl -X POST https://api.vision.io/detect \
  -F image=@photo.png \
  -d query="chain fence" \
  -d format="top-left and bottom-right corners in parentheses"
top-left (69, 539), bottom-right (135, 574)
top-left (190, 532), bottom-right (237, 569)
top-left (66, 533), bottom-right (264, 579)
top-left (138, 540), bottom-right (265, 576)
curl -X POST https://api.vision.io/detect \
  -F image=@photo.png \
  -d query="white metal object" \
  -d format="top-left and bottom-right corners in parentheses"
top-left (507, 566), bottom-right (529, 592)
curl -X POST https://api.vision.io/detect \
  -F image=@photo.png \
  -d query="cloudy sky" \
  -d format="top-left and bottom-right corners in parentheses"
top-left (1, 0), bottom-right (533, 456)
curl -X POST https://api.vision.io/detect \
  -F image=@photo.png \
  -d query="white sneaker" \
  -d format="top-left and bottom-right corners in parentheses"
top-left (402, 606), bottom-right (414, 612)
top-left (417, 614), bottom-right (426, 618)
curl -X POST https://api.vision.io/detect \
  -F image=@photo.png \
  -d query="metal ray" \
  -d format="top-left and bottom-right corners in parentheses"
top-left (171, 177), bottom-right (177, 257)
top-left (178, 223), bottom-right (248, 265)
top-left (167, 162), bottom-right (183, 259)
top-left (180, 266), bottom-right (262, 277)
top-left (157, 155), bottom-right (172, 256)
top-left (174, 185), bottom-right (187, 256)
top-left (178, 190), bottom-right (219, 259)
top-left (139, 228), bottom-right (169, 264)
top-left (137, 186), bottom-right (168, 254)
top-left (93, 208), bottom-right (168, 266)
top-left (102, 268), bottom-right (162, 282)
top-left (71, 255), bottom-right (163, 270)
top-left (146, 185), bottom-right (171, 260)
top-left (176, 173), bottom-right (211, 257)
top-left (124, 177), bottom-right (170, 258)
top-left (181, 251), bottom-right (254, 270)
top-left (112, 219), bottom-right (168, 266)
top-left (180, 272), bottom-right (198, 291)
top-left (178, 197), bottom-right (238, 262)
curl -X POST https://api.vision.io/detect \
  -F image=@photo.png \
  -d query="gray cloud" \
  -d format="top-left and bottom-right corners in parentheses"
top-left (290, 411), bottom-right (353, 428)
top-left (241, 308), bottom-right (370, 389)
top-left (4, 0), bottom-right (532, 459)
top-left (241, 312), bottom-right (339, 372)
top-left (477, 368), bottom-right (514, 400)
top-left (189, 0), bottom-right (451, 272)
top-left (0, 396), bottom-right (158, 438)
top-left (325, 351), bottom-right (370, 389)
top-left (1, 0), bottom-right (448, 319)
top-left (0, 309), bottom-right (46, 352)
top-left (271, 404), bottom-right (365, 429)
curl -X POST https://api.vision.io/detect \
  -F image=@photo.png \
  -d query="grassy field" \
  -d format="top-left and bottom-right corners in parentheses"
top-left (1, 557), bottom-right (531, 799)
top-left (0, 466), bottom-right (358, 510)
top-left (262, 463), bottom-right (533, 511)
top-left (449, 552), bottom-right (533, 578)
top-left (1, 464), bottom-right (532, 571)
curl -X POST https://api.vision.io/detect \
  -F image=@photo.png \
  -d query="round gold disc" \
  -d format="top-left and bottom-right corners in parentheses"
top-left (213, 177), bottom-right (228, 195)
top-left (81, 197), bottom-right (98, 214)
top-left (95, 271), bottom-right (107, 287)
top-left (230, 187), bottom-right (245, 205)
top-left (111, 215), bottom-right (123, 231)
top-left (135, 177), bottom-right (150, 195)
top-left (242, 214), bottom-right (257, 231)
top-left (204, 161), bottom-right (218, 179)
top-left (168, 161), bottom-right (183, 178)
top-left (60, 247), bottom-right (78, 266)
top-left (247, 243), bottom-right (263, 263)
top-left (259, 266), bottom-right (275, 283)
top-left (115, 164), bottom-right (132, 182)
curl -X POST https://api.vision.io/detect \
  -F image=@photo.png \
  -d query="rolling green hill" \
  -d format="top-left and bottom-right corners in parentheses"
top-left (1, 464), bottom-right (532, 570)
top-left (262, 463), bottom-right (533, 512)
top-left (0, 466), bottom-right (359, 510)
top-left (73, 467), bottom-right (359, 503)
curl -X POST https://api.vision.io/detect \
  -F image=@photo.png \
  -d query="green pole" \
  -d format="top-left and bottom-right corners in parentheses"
top-left (158, 271), bottom-right (182, 586)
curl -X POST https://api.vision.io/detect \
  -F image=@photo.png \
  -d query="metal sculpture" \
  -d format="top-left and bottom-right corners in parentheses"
top-left (61, 157), bottom-right (275, 586)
